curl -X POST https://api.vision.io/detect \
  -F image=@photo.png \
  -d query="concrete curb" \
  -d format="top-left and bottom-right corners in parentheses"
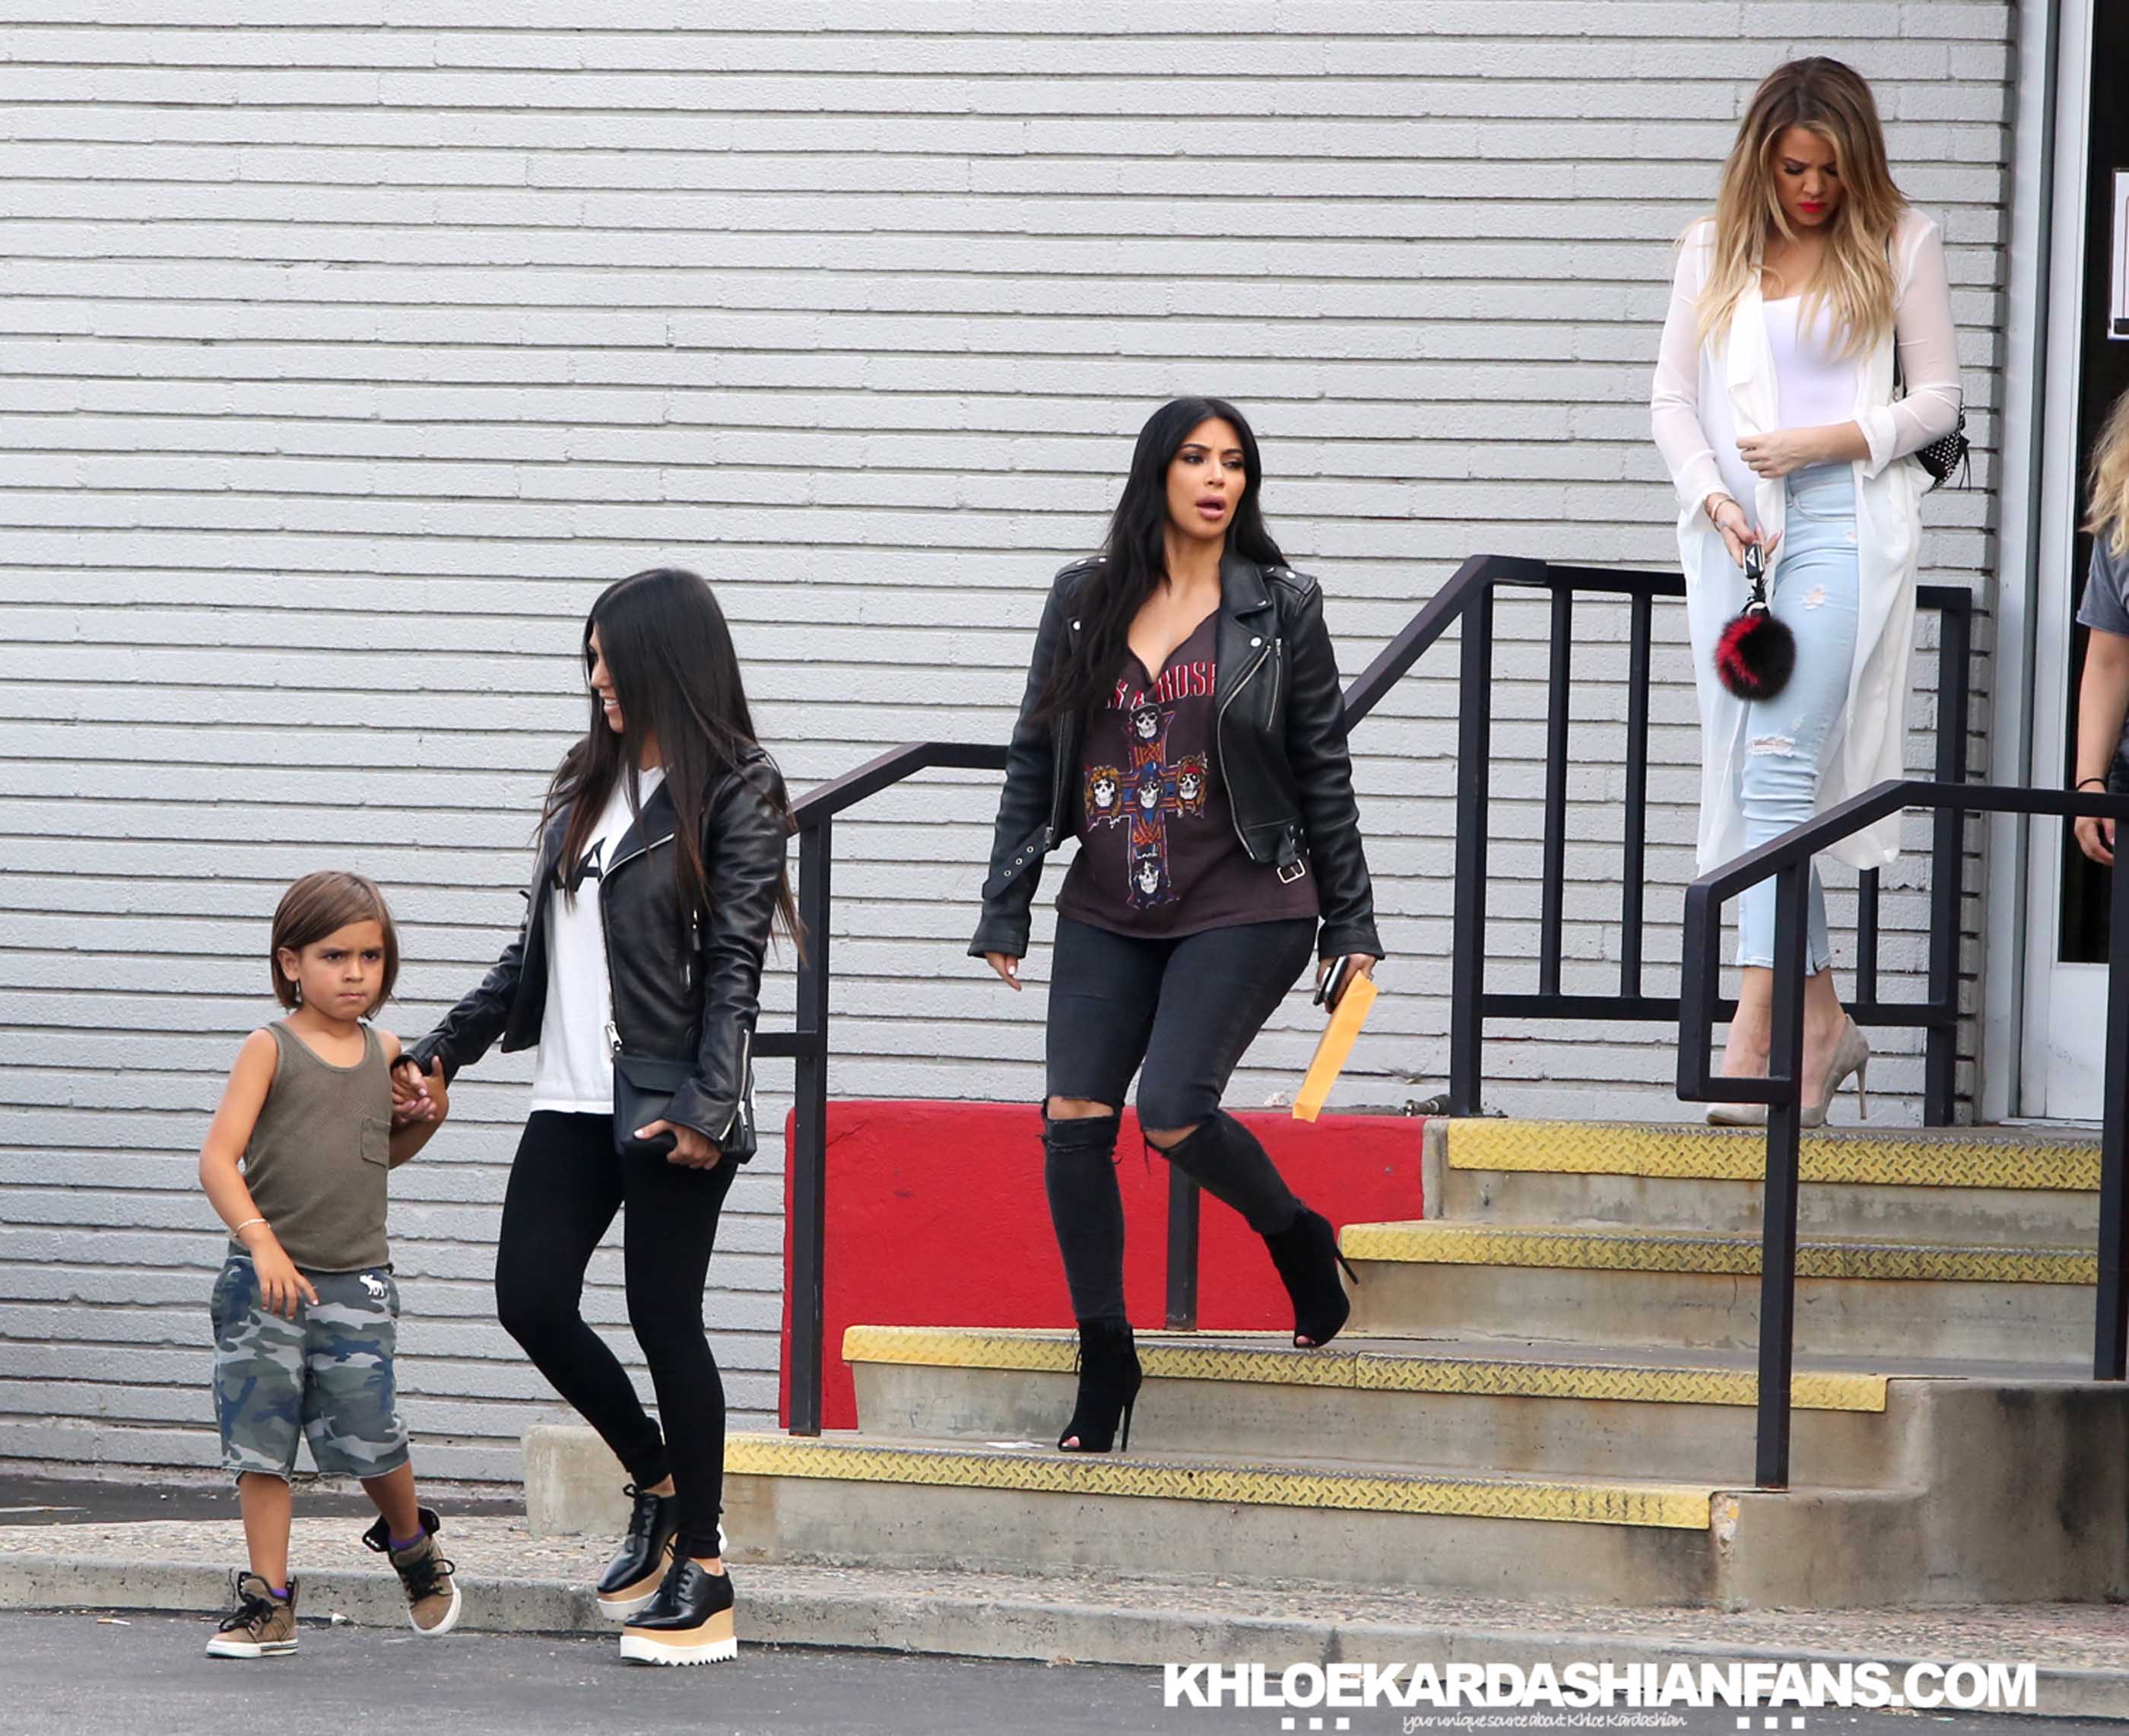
top-left (2, 1553), bottom-right (2123, 1722)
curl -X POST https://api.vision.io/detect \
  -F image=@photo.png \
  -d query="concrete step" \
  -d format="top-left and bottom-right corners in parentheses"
top-left (1341, 1220), bottom-right (2099, 1363)
top-left (842, 1324), bottom-right (1915, 1487)
top-left (1433, 1120), bottom-right (2099, 1246)
top-left (721, 1429), bottom-right (1731, 1604)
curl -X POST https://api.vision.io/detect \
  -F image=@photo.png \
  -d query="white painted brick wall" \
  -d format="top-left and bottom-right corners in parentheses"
top-left (0, 2), bottom-right (2013, 1481)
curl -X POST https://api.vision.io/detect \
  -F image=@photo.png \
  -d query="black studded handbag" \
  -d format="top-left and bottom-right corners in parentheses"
top-left (1893, 355), bottom-right (1969, 491)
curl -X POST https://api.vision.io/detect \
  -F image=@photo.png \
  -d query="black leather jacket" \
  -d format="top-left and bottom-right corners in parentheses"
top-left (969, 551), bottom-right (1382, 963)
top-left (406, 749), bottom-right (788, 1154)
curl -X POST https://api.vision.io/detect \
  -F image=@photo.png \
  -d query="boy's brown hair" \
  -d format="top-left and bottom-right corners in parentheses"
top-left (269, 871), bottom-right (399, 1013)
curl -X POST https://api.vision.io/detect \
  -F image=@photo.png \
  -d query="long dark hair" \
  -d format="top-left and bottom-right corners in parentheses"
top-left (1033, 396), bottom-right (1283, 723)
top-left (546, 568), bottom-right (801, 954)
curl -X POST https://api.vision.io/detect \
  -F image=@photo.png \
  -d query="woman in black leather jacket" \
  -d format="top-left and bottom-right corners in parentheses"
top-left (972, 397), bottom-right (1384, 1456)
top-left (395, 568), bottom-right (794, 1668)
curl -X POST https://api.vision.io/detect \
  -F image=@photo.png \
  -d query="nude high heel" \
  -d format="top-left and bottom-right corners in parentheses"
top-left (1800, 1018), bottom-right (1870, 1129)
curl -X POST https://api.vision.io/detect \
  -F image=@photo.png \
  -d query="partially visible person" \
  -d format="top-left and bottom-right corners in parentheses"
top-left (2073, 385), bottom-right (2129, 866)
top-left (1651, 56), bottom-right (1960, 1126)
top-left (394, 568), bottom-right (795, 1667)
top-left (196, 870), bottom-right (457, 1658)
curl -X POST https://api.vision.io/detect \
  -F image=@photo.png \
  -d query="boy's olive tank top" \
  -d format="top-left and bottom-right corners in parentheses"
top-left (236, 1021), bottom-right (392, 1273)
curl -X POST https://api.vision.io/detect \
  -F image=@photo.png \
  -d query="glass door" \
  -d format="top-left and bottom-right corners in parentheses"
top-left (2025, 1), bottom-right (2129, 1118)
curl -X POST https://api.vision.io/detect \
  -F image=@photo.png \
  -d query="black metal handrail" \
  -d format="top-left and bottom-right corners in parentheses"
top-left (1679, 781), bottom-right (2129, 1489)
top-left (774, 555), bottom-right (1978, 1435)
top-left (764, 742), bottom-right (1004, 1436)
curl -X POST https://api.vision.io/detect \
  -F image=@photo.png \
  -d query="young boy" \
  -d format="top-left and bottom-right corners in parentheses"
top-left (196, 871), bottom-right (457, 1657)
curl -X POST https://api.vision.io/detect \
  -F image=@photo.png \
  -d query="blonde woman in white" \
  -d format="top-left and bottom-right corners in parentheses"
top-left (1651, 57), bottom-right (1961, 1125)
top-left (2071, 386), bottom-right (2129, 867)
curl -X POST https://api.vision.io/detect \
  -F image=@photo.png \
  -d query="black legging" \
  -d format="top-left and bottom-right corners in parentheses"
top-left (493, 1110), bottom-right (737, 1560)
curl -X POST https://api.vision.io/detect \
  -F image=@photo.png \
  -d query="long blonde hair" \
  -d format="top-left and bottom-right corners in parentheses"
top-left (1696, 58), bottom-right (1907, 357)
top-left (2086, 386), bottom-right (2129, 555)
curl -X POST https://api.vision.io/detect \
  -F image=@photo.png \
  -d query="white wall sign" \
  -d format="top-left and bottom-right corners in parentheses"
top-left (2115, 170), bottom-right (2129, 338)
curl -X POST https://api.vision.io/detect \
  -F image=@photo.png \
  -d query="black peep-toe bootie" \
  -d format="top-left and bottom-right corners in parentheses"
top-left (1264, 1206), bottom-right (1359, 1349)
top-left (1056, 1318), bottom-right (1142, 1453)
top-left (596, 1482), bottom-right (679, 1620)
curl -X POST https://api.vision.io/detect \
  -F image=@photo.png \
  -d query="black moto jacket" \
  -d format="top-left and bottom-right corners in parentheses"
top-left (969, 550), bottom-right (1383, 963)
top-left (406, 748), bottom-right (788, 1154)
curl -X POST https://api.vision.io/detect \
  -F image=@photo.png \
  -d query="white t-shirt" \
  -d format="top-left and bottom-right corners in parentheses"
top-left (528, 766), bottom-right (665, 1115)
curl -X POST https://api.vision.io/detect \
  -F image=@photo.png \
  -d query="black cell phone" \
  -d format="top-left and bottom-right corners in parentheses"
top-left (1314, 954), bottom-right (1354, 1011)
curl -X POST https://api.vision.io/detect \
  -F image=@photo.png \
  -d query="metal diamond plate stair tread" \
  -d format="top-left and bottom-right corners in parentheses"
top-left (725, 1431), bottom-right (1717, 1529)
top-left (1338, 1220), bottom-right (2098, 1284)
top-left (841, 1323), bottom-right (1907, 1411)
top-left (1448, 1119), bottom-right (2099, 1192)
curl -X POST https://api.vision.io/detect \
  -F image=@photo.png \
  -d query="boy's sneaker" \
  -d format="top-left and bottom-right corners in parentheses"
top-left (205, 1571), bottom-right (298, 1658)
top-left (361, 1506), bottom-right (462, 1636)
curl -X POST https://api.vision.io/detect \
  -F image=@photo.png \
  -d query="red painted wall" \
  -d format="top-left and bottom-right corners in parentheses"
top-left (779, 1101), bottom-right (1425, 1430)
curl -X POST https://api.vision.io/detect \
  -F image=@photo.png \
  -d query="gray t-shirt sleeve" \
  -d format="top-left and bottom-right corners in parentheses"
top-left (2077, 539), bottom-right (2129, 638)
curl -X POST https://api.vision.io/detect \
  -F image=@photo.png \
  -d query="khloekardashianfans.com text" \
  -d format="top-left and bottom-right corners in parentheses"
top-left (1162, 1659), bottom-right (2039, 1718)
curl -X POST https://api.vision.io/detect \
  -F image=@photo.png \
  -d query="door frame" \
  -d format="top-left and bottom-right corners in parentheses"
top-left (2013, 0), bottom-right (2104, 1119)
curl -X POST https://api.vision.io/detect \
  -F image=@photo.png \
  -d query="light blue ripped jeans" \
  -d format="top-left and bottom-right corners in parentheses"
top-left (1736, 462), bottom-right (1860, 973)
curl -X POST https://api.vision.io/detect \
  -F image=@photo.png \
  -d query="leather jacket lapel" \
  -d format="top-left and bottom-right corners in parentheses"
top-left (606, 775), bottom-right (677, 874)
top-left (1213, 547), bottom-right (1274, 711)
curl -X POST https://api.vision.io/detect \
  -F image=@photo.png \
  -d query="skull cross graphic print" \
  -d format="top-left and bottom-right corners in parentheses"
top-left (1055, 612), bottom-right (1318, 939)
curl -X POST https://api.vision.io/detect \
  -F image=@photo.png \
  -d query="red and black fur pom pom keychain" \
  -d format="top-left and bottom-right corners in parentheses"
top-left (1714, 542), bottom-right (1794, 703)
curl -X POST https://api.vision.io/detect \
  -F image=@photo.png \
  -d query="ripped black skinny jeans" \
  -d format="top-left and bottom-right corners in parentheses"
top-left (1041, 914), bottom-right (1314, 1322)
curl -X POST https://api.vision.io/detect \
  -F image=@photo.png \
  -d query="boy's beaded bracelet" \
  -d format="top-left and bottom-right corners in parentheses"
top-left (232, 1217), bottom-right (267, 1235)
top-left (2077, 777), bottom-right (2108, 791)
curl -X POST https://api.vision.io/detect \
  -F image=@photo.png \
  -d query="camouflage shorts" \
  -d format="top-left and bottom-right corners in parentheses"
top-left (209, 1256), bottom-right (410, 1481)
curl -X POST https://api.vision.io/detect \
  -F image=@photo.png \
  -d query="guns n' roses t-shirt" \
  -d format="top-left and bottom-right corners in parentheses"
top-left (1054, 612), bottom-right (1318, 939)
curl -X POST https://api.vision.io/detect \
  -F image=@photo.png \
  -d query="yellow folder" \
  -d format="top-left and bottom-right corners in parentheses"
top-left (1292, 974), bottom-right (1378, 1122)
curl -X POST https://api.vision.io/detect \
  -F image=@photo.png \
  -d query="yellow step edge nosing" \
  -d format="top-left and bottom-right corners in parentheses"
top-left (1353, 1357), bottom-right (1885, 1413)
top-left (1443, 1121), bottom-right (2099, 1192)
top-left (725, 1436), bottom-right (1712, 1530)
top-left (1339, 1223), bottom-right (2097, 1287)
top-left (838, 1326), bottom-right (1886, 1412)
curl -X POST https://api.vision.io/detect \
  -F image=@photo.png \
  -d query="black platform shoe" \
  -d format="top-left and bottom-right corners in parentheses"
top-left (618, 1555), bottom-right (738, 1666)
top-left (1056, 1318), bottom-right (1142, 1453)
top-left (596, 1483), bottom-right (679, 1621)
top-left (1264, 1207), bottom-right (1358, 1348)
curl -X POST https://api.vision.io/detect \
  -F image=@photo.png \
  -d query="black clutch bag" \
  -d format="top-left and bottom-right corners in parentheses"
top-left (613, 1050), bottom-right (758, 1164)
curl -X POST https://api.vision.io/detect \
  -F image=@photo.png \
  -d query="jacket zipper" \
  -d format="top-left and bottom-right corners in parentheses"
top-left (596, 830), bottom-right (673, 1059)
top-left (1216, 641), bottom-right (1274, 854)
top-left (1049, 724), bottom-right (1073, 849)
top-left (722, 1029), bottom-right (753, 1143)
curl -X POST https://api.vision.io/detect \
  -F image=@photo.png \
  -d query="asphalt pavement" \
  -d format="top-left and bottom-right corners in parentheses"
top-left (8, 1610), bottom-right (1191, 1735)
top-left (4, 1611), bottom-right (2121, 1736)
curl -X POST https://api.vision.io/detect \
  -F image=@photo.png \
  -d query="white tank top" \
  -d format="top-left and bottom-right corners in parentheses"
top-left (1764, 297), bottom-right (1854, 431)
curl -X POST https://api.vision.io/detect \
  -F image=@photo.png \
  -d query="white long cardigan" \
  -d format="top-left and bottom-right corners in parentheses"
top-left (1651, 208), bottom-right (1961, 872)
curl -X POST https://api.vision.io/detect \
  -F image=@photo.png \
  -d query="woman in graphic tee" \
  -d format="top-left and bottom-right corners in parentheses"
top-left (971, 397), bottom-right (1385, 1454)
